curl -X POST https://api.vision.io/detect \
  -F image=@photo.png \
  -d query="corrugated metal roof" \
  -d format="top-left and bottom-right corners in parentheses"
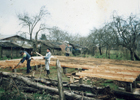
top-left (0, 41), bottom-right (32, 49)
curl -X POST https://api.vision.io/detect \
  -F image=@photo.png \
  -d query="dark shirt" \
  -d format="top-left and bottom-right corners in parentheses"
top-left (20, 51), bottom-right (31, 63)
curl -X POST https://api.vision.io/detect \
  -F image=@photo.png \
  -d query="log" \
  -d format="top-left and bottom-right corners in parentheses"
top-left (0, 72), bottom-right (97, 100)
top-left (63, 67), bottom-right (67, 74)
top-left (113, 90), bottom-right (140, 100)
top-left (29, 77), bottom-right (109, 94)
top-left (79, 78), bottom-right (83, 84)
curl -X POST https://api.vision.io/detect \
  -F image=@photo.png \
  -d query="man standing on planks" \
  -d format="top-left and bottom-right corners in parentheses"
top-left (19, 50), bottom-right (32, 73)
top-left (65, 43), bottom-right (72, 56)
top-left (43, 48), bottom-right (51, 75)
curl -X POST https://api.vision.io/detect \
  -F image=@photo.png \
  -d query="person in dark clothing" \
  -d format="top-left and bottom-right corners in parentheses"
top-left (20, 50), bottom-right (31, 73)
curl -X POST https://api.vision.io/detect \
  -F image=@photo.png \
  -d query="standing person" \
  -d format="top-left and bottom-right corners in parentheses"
top-left (44, 48), bottom-right (51, 75)
top-left (65, 43), bottom-right (72, 56)
top-left (19, 50), bottom-right (31, 73)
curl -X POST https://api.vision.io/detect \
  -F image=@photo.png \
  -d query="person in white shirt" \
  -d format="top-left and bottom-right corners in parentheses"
top-left (44, 48), bottom-right (51, 75)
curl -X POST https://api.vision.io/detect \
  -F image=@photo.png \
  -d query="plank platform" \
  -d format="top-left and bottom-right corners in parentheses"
top-left (76, 67), bottom-right (140, 82)
top-left (1, 56), bottom-right (140, 83)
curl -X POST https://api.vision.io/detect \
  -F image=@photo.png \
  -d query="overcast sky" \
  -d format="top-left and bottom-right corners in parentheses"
top-left (0, 0), bottom-right (140, 37)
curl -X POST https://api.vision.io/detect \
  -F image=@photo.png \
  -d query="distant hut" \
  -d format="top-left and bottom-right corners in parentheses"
top-left (0, 35), bottom-right (32, 59)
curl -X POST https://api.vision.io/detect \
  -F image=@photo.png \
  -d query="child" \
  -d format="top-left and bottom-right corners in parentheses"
top-left (44, 48), bottom-right (51, 75)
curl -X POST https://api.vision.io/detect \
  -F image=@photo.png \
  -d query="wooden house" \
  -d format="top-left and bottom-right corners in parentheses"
top-left (0, 35), bottom-right (33, 59)
top-left (37, 40), bottom-right (63, 56)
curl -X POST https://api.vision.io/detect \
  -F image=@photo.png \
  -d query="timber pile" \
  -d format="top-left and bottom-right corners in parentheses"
top-left (0, 71), bottom-right (113, 100)
top-left (76, 67), bottom-right (140, 82)
top-left (1, 56), bottom-right (140, 83)
top-left (0, 71), bottom-right (139, 100)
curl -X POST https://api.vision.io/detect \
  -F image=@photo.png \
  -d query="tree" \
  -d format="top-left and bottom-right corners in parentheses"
top-left (111, 15), bottom-right (140, 60)
top-left (48, 26), bottom-right (67, 41)
top-left (18, 6), bottom-right (49, 40)
top-left (87, 29), bottom-right (100, 56)
top-left (40, 34), bottom-right (47, 40)
top-left (18, 6), bottom-right (49, 52)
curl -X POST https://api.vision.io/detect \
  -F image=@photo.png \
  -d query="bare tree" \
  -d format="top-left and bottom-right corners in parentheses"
top-left (18, 6), bottom-right (49, 52)
top-left (111, 15), bottom-right (140, 60)
top-left (17, 6), bottom-right (49, 41)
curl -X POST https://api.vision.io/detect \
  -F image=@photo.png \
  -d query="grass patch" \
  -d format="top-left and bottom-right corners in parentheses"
top-left (101, 80), bottom-right (118, 91)
top-left (101, 82), bottom-right (118, 90)
top-left (116, 98), bottom-right (125, 100)
top-left (92, 79), bottom-right (119, 91)
top-left (33, 92), bottom-right (52, 100)
top-left (0, 87), bottom-right (5, 94)
top-left (0, 57), bottom-right (22, 60)
top-left (94, 53), bottom-right (131, 60)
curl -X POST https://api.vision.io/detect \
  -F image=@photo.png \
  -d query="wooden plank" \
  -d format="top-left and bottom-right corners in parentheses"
top-left (83, 68), bottom-right (140, 76)
top-left (76, 72), bottom-right (135, 82)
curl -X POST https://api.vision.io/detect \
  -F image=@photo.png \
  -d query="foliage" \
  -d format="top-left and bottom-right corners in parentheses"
top-left (40, 34), bottom-right (47, 40)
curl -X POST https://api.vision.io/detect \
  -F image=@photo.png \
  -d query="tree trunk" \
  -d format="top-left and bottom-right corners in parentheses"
top-left (106, 47), bottom-right (108, 57)
top-left (30, 33), bottom-right (32, 40)
top-left (108, 49), bottom-right (110, 59)
top-left (92, 47), bottom-right (95, 56)
top-left (99, 47), bottom-right (102, 55)
top-left (33, 42), bottom-right (37, 52)
top-left (32, 31), bottom-right (39, 52)
top-left (130, 49), bottom-right (134, 61)
top-left (134, 52), bottom-right (140, 61)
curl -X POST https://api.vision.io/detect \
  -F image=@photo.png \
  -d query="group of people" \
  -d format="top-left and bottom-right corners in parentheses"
top-left (19, 43), bottom-right (72, 76)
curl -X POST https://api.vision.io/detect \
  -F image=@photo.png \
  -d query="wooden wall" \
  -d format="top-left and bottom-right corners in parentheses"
top-left (0, 47), bottom-right (32, 59)
top-left (40, 44), bottom-right (62, 56)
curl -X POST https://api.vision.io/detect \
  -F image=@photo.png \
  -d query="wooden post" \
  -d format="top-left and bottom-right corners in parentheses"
top-left (125, 82), bottom-right (132, 92)
top-left (56, 59), bottom-right (65, 100)
top-left (133, 81), bottom-right (137, 88)
top-left (12, 65), bottom-right (17, 73)
top-left (14, 69), bottom-right (17, 73)
top-left (32, 71), bottom-right (35, 77)
top-left (79, 78), bottom-right (83, 84)
top-left (12, 69), bottom-right (17, 73)
top-left (35, 65), bottom-right (38, 70)
top-left (63, 67), bottom-right (67, 74)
